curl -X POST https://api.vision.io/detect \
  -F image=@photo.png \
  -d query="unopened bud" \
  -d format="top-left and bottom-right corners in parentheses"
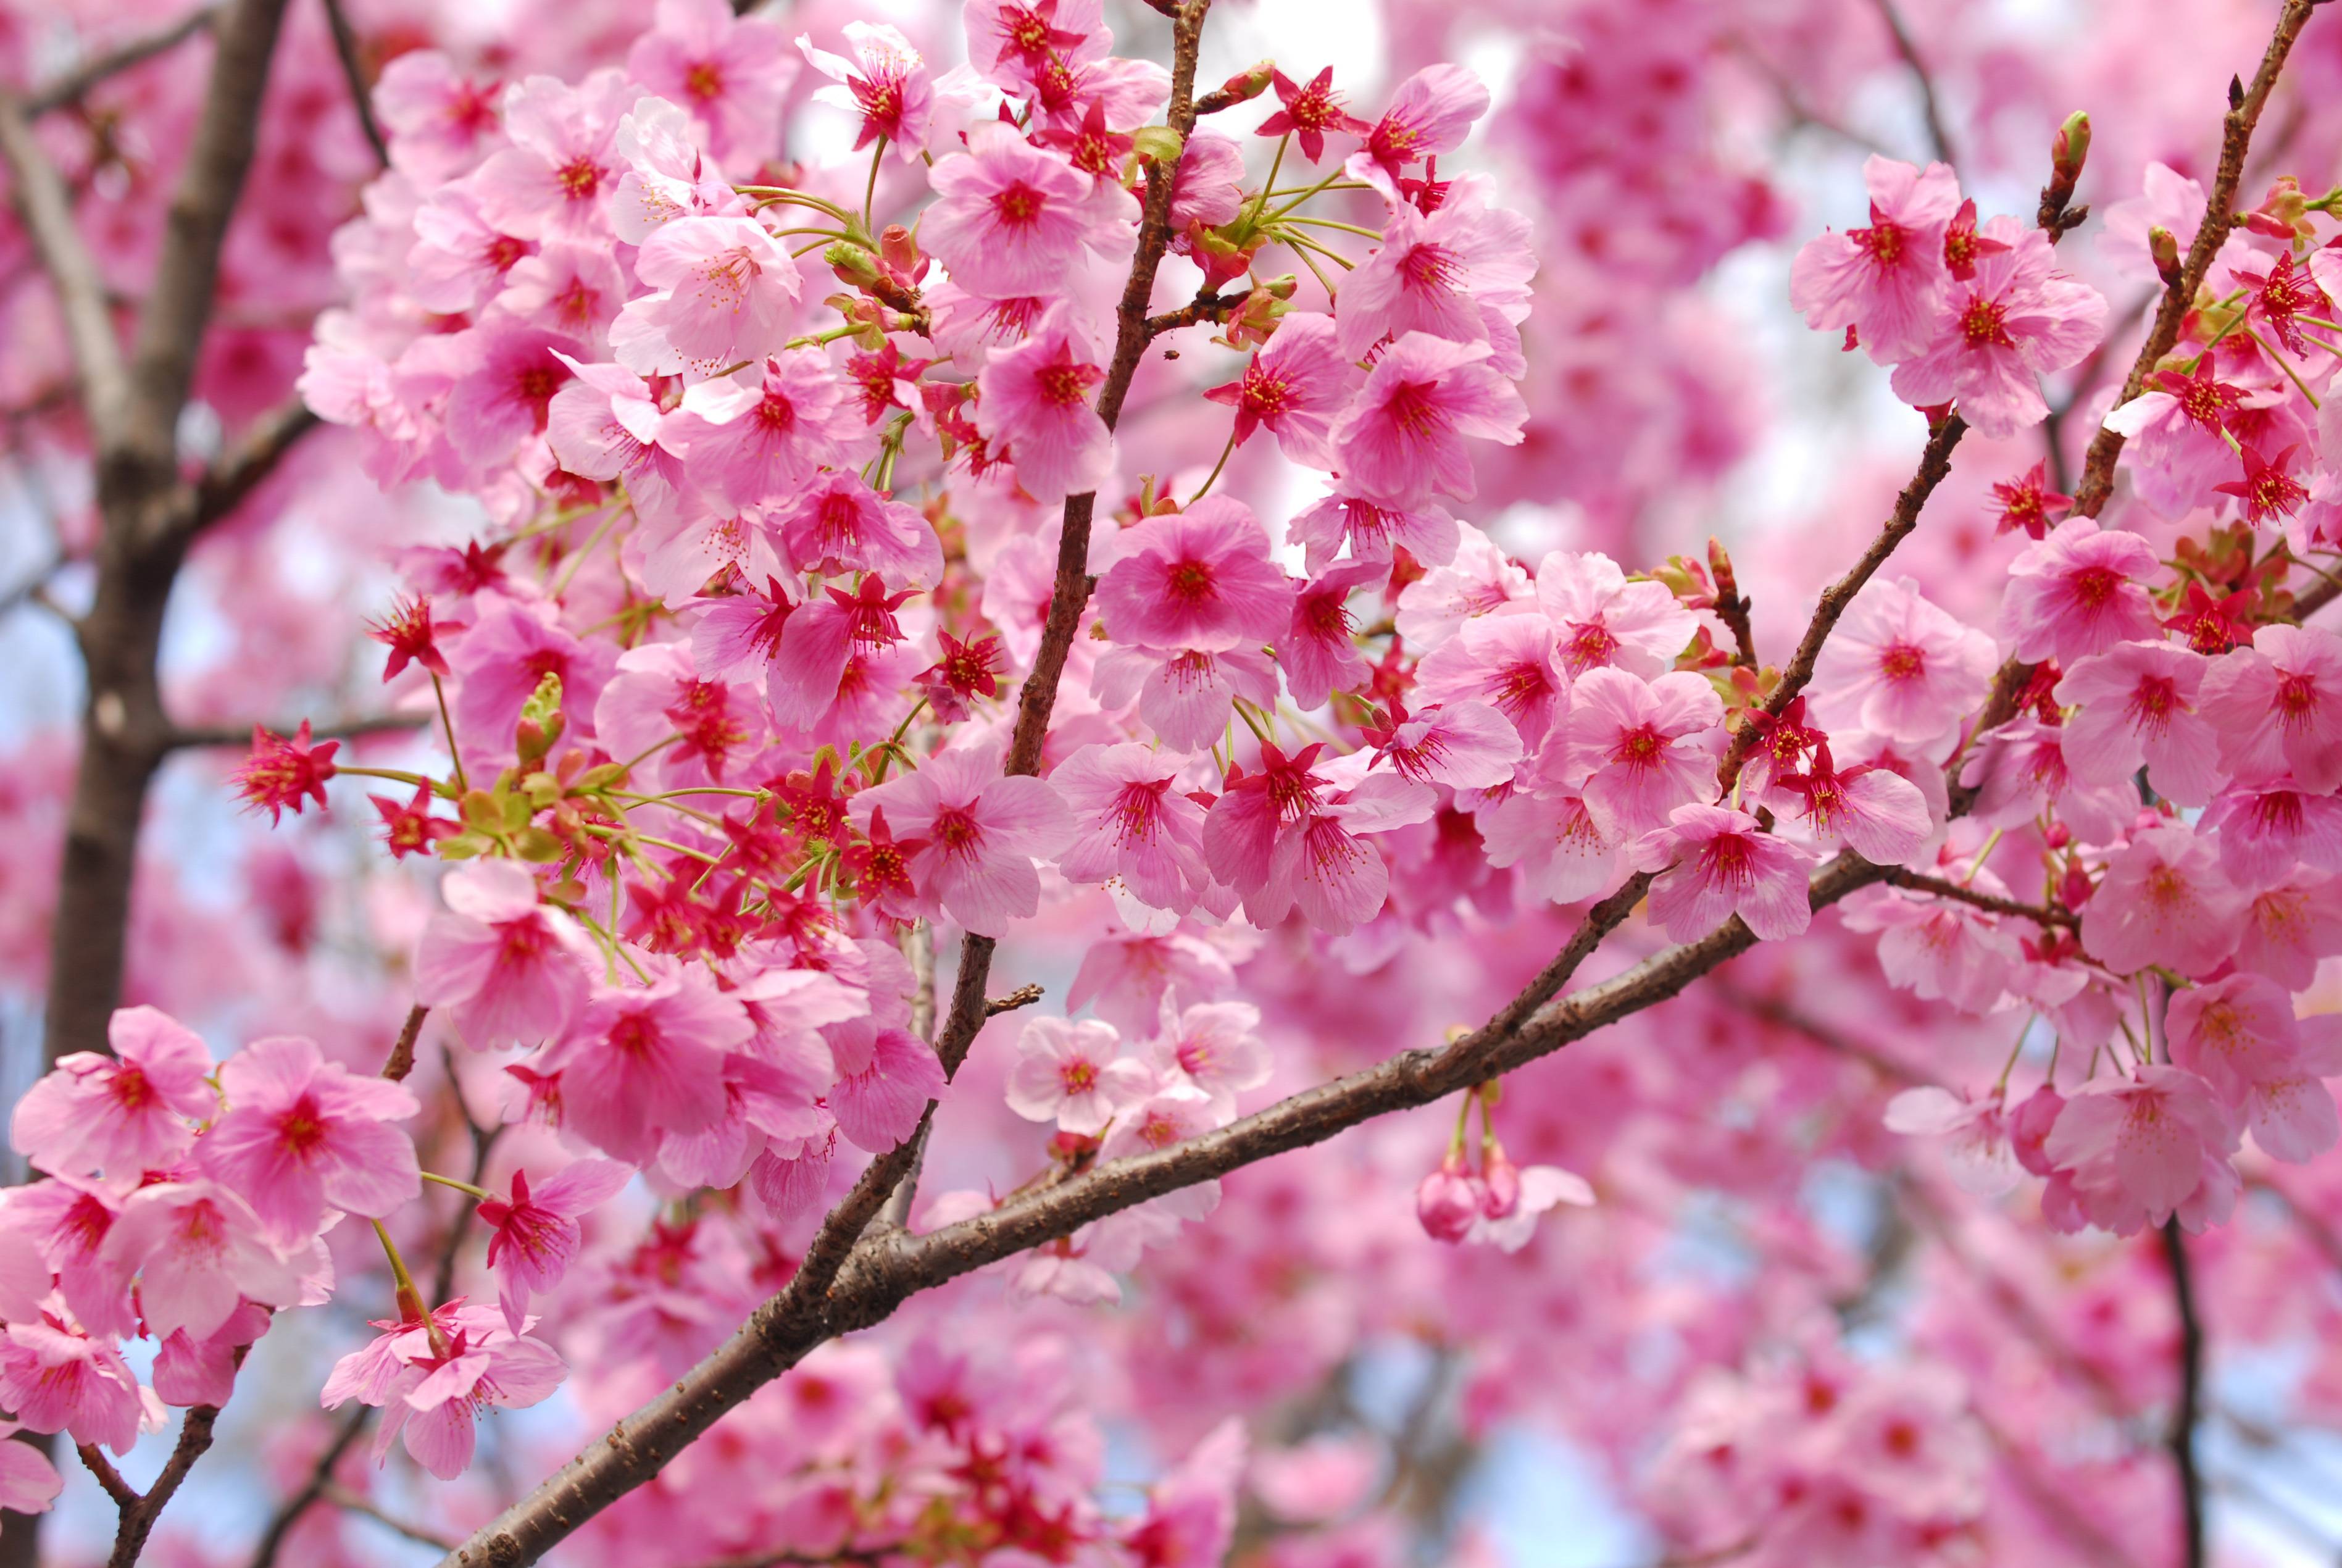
top-left (1217, 60), bottom-right (1275, 106)
top-left (2051, 111), bottom-right (2090, 186)
top-left (1260, 273), bottom-right (1299, 301)
top-left (878, 223), bottom-right (921, 277)
top-left (825, 241), bottom-right (881, 290)
top-left (2147, 224), bottom-right (2182, 286)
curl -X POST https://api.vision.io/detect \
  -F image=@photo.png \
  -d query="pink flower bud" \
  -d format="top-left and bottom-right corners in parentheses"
top-left (2009, 1085), bottom-right (2065, 1178)
top-left (1415, 1159), bottom-right (1480, 1243)
top-left (1480, 1145), bottom-right (1522, 1219)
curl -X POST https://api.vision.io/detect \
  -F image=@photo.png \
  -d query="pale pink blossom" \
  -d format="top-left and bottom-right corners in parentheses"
top-left (2044, 1066), bottom-right (2240, 1234)
top-left (1464, 1152), bottom-right (1593, 1252)
top-left (444, 323), bottom-right (577, 467)
top-left (1413, 613), bottom-right (1565, 748)
top-left (1556, 669), bottom-right (1725, 836)
top-left (199, 1036), bottom-right (420, 1246)
top-left (611, 215), bottom-right (800, 378)
top-left (1628, 803), bottom-right (1817, 941)
top-left (851, 743), bottom-right (1077, 936)
top-left (323, 1301), bottom-right (565, 1479)
top-left (923, 120), bottom-right (1135, 298)
top-left (96, 1180), bottom-right (303, 1342)
top-left (2235, 871), bottom-right (2342, 988)
top-left (1370, 699), bottom-right (1523, 790)
top-left (1348, 63), bottom-right (1490, 186)
top-left (609, 97), bottom-right (737, 244)
top-left (824, 1019), bottom-right (946, 1151)
top-left (780, 470), bottom-right (943, 585)
top-left (1475, 789), bottom-right (1621, 904)
top-left (0, 1320), bottom-right (144, 1453)
top-left (544, 974), bottom-right (754, 1166)
top-left (1091, 644), bottom-right (1280, 753)
top-left (0, 1419), bottom-right (61, 1517)
top-left (2199, 623), bottom-right (2342, 793)
top-left (406, 188), bottom-right (533, 313)
top-left (1145, 999), bottom-right (1270, 1119)
top-left (415, 859), bottom-right (594, 1048)
top-left (2167, 973), bottom-right (2342, 1160)
top-left (1392, 521), bottom-right (1531, 649)
top-left (1053, 743), bottom-right (1211, 913)
top-left (1789, 156), bottom-right (1960, 363)
top-left (1999, 518), bottom-right (2164, 664)
top-left (1096, 498), bottom-right (1293, 652)
top-left (472, 70), bottom-right (637, 239)
top-left (546, 355), bottom-right (693, 525)
top-left (962, 0), bottom-right (1109, 92)
top-left (973, 307), bottom-right (1114, 505)
top-left (2199, 778), bottom-right (2342, 888)
top-left (1883, 1086), bottom-right (2023, 1195)
top-left (373, 51), bottom-right (504, 183)
top-left (2098, 359), bottom-right (2293, 520)
top-left (1007, 1017), bottom-right (1152, 1135)
top-left (1170, 130), bottom-right (1247, 231)
top-left (1775, 740), bottom-right (1934, 865)
top-left (477, 1160), bottom-right (633, 1330)
top-left (1338, 183), bottom-right (1535, 357)
top-left (1840, 882), bottom-right (2018, 1014)
top-left (2080, 824), bottom-right (2245, 978)
top-left (675, 350), bottom-right (873, 506)
top-left (2055, 640), bottom-right (2222, 806)
top-left (1888, 219), bottom-right (2106, 436)
top-left (1956, 717), bottom-right (2135, 847)
top-left (1330, 333), bottom-right (1527, 506)
top-left (11, 1005), bottom-right (215, 1179)
top-left (496, 241), bottom-right (628, 354)
top-left (1533, 549), bottom-right (1698, 680)
top-left (1286, 491), bottom-right (1457, 576)
top-left (1811, 576), bottom-right (1998, 746)
top-left (625, 0), bottom-right (793, 163)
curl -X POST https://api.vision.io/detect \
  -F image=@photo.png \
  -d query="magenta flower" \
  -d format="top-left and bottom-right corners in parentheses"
top-left (1053, 742), bottom-right (1212, 914)
top-left (2167, 973), bottom-right (2342, 1161)
top-left (1811, 576), bottom-right (1998, 746)
top-left (1286, 491), bottom-right (1458, 575)
top-left (2044, 1067), bottom-right (2239, 1235)
top-left (2200, 624), bottom-right (2342, 793)
top-left (824, 1017), bottom-right (946, 1151)
top-left (198, 1036), bottom-right (421, 1246)
top-left (973, 308), bottom-right (1114, 505)
top-left (1349, 63), bottom-right (1490, 186)
top-left (11, 1005), bottom-right (215, 1179)
top-left (2215, 442), bottom-right (2312, 526)
top-left (477, 1159), bottom-right (633, 1330)
top-left (1007, 1016), bottom-right (1153, 1135)
top-left (780, 470), bottom-right (943, 585)
top-left (1789, 156), bottom-right (1960, 364)
top-left (94, 1180), bottom-right (304, 1343)
top-left (1330, 333), bottom-right (1528, 506)
top-left (415, 859), bottom-right (594, 1049)
top-left (1281, 558), bottom-right (1381, 709)
top-left (1998, 518), bottom-right (2164, 664)
top-left (544, 974), bottom-right (754, 1166)
top-left (2055, 640), bottom-right (2221, 807)
top-left (852, 743), bottom-right (1077, 936)
top-left (230, 720), bottom-right (339, 825)
top-left (675, 350), bottom-right (872, 507)
top-left (1412, 612), bottom-right (1565, 748)
top-left (2099, 360), bottom-right (2267, 520)
top-left (1367, 699), bottom-right (1523, 790)
top-left (1170, 130), bottom-right (1248, 231)
top-left (611, 215), bottom-right (800, 378)
top-left (2080, 824), bottom-right (2245, 978)
top-left (470, 70), bottom-right (635, 239)
top-left (0, 1319), bottom-right (144, 1454)
top-left (1888, 219), bottom-right (2106, 436)
top-left (1202, 313), bottom-right (1357, 469)
top-left (1254, 67), bottom-right (1371, 164)
top-left (1264, 774), bottom-right (1431, 935)
top-left (322, 1300), bottom-right (566, 1480)
top-left (545, 355), bottom-right (693, 523)
top-left (1628, 803), bottom-right (1817, 941)
top-left (923, 121), bottom-right (1136, 298)
top-left (1096, 498), bottom-right (1294, 653)
top-left (1775, 741), bottom-right (1933, 865)
top-left (798, 22), bottom-right (935, 159)
top-left (625, 0), bottom-right (793, 164)
top-left (963, 0), bottom-right (1106, 91)
top-left (1534, 549), bottom-right (1699, 680)
top-left (444, 323), bottom-right (580, 469)
top-left (1340, 185), bottom-right (1534, 357)
top-left (1557, 669), bottom-right (1726, 837)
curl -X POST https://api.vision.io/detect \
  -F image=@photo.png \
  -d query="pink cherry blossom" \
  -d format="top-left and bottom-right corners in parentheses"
top-left (1201, 312), bottom-right (1357, 469)
top-left (611, 215), bottom-right (800, 378)
top-left (1998, 518), bottom-right (2164, 664)
top-left (963, 0), bottom-right (1108, 91)
top-left (2080, 824), bottom-right (2245, 978)
top-left (1007, 1016), bottom-right (1152, 1135)
top-left (10, 1005), bottom-right (215, 1179)
top-left (973, 307), bottom-right (1114, 505)
top-left (923, 121), bottom-right (1136, 298)
top-left (2099, 359), bottom-right (2283, 520)
top-left (1887, 219), bottom-right (2106, 436)
top-left (1053, 742), bottom-right (1212, 913)
top-left (544, 974), bottom-right (754, 1166)
top-left (1883, 1086), bottom-right (2023, 1195)
top-left (1145, 999), bottom-right (1270, 1118)
top-left (780, 470), bottom-right (944, 585)
top-left (824, 1017), bottom-right (946, 1151)
top-left (1534, 550), bottom-right (1699, 680)
top-left (1096, 498), bottom-right (1294, 652)
top-left (323, 1301), bottom-right (566, 1479)
top-left (1338, 183), bottom-right (1535, 357)
top-left (626, 0), bottom-right (793, 164)
top-left (198, 1036), bottom-right (422, 1245)
top-left (2167, 973), bottom-right (2342, 1160)
top-left (545, 355), bottom-right (693, 525)
top-left (0, 1319), bottom-right (144, 1454)
top-left (1330, 333), bottom-right (1528, 506)
top-left (2235, 870), bottom-right (2342, 987)
top-left (1788, 156), bottom-right (1959, 364)
top-left (1475, 788), bottom-right (1622, 904)
top-left (1628, 803), bottom-right (1817, 942)
top-left (2199, 623), bottom-right (2342, 793)
top-left (799, 23), bottom-right (936, 159)
top-left (0, 1419), bottom-right (61, 1518)
top-left (1369, 699), bottom-right (1524, 790)
top-left (1348, 62), bottom-right (1490, 186)
top-left (1413, 612), bottom-right (1566, 749)
top-left (478, 1160), bottom-right (635, 1330)
top-left (1557, 669), bottom-right (1725, 837)
top-left (1092, 644), bottom-right (1281, 752)
top-left (96, 1180), bottom-right (304, 1342)
top-left (1281, 558), bottom-right (1381, 709)
top-left (1775, 740), bottom-right (1933, 865)
top-left (472, 70), bottom-right (637, 239)
top-left (2054, 640), bottom-right (2222, 807)
top-left (852, 743), bottom-right (1077, 936)
top-left (675, 351), bottom-right (873, 507)
top-left (1286, 491), bottom-right (1459, 575)
top-left (373, 51), bottom-right (503, 183)
top-left (2199, 778), bottom-right (2342, 888)
top-left (2044, 1065), bottom-right (2240, 1234)
top-left (1810, 575), bottom-right (1998, 746)
top-left (1956, 716), bottom-right (2136, 847)
top-left (415, 859), bottom-right (594, 1048)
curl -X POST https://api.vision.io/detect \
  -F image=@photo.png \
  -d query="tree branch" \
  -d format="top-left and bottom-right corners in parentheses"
top-left (164, 711), bottom-right (428, 751)
top-left (326, 1484), bottom-right (458, 1550)
top-left (2162, 1219), bottom-right (2207, 1568)
top-left (0, 94), bottom-right (133, 439)
top-left (319, 0), bottom-right (390, 170)
top-left (23, 8), bottom-right (222, 117)
top-left (1868, 0), bottom-right (1955, 169)
top-left (983, 983), bottom-right (1046, 1017)
top-left (1881, 869), bottom-right (2077, 928)
top-left (163, 393), bottom-right (323, 553)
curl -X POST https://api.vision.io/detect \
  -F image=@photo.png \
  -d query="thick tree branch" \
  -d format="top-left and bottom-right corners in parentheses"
top-left (23, 9), bottom-right (222, 117)
top-left (2162, 1220), bottom-right (2207, 1568)
top-left (0, 94), bottom-right (133, 438)
top-left (2071, 0), bottom-right (2323, 519)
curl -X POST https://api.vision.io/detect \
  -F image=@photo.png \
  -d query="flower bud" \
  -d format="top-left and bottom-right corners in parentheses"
top-left (878, 223), bottom-right (923, 279)
top-left (2147, 225), bottom-right (2182, 286)
top-left (2009, 1085), bottom-right (2065, 1178)
top-left (2050, 111), bottom-right (2090, 186)
top-left (1480, 1145), bottom-right (1522, 1219)
top-left (827, 242), bottom-right (881, 290)
top-left (1215, 60), bottom-right (1275, 107)
top-left (1415, 1157), bottom-right (1480, 1243)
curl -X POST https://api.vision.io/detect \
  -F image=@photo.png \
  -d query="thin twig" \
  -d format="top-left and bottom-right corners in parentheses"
top-left (1868, 0), bottom-right (1956, 168)
top-left (1882, 869), bottom-right (2077, 928)
top-left (165, 712), bottom-right (428, 750)
top-left (23, 7), bottom-right (221, 118)
top-left (75, 1446), bottom-right (140, 1509)
top-left (325, 1485), bottom-right (458, 1550)
top-left (983, 983), bottom-right (1046, 1018)
top-left (318, 0), bottom-right (388, 168)
top-left (2162, 1220), bottom-right (2207, 1568)
top-left (381, 1003), bottom-right (428, 1082)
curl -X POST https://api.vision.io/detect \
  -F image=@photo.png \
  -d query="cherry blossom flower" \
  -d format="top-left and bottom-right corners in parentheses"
top-left (1989, 460), bottom-right (2074, 538)
top-left (1054, 742), bottom-right (1212, 913)
top-left (1348, 62), bottom-right (1490, 187)
top-left (799, 23), bottom-right (935, 158)
top-left (2199, 777), bottom-right (2342, 887)
top-left (1556, 669), bottom-right (1725, 837)
top-left (1330, 333), bottom-right (1528, 506)
top-left (199, 1036), bottom-right (422, 1245)
top-left (1007, 1017), bottom-right (1152, 1136)
top-left (1145, 999), bottom-right (1270, 1119)
top-left (2054, 640), bottom-right (2221, 807)
top-left (1254, 67), bottom-right (1371, 163)
top-left (2167, 974), bottom-right (2342, 1160)
top-left (0, 1319), bottom-right (145, 1454)
top-left (2216, 442), bottom-right (2312, 525)
top-left (2234, 870), bottom-right (2342, 988)
top-left (1202, 313), bottom-right (1356, 468)
top-left (1338, 183), bottom-right (1535, 357)
top-left (924, 121), bottom-right (1136, 298)
top-left (1810, 576), bottom-right (1998, 746)
top-left (1092, 644), bottom-right (1281, 752)
top-left (231, 721), bottom-right (339, 824)
top-left (852, 743), bottom-right (1077, 936)
top-left (1096, 498), bottom-right (1294, 652)
top-left (1957, 715), bottom-right (2136, 848)
top-left (1465, 1153), bottom-right (1594, 1252)
top-left (415, 859), bottom-right (594, 1048)
top-left (676, 350), bottom-right (873, 507)
top-left (1887, 219), bottom-right (2106, 436)
top-left (373, 51), bottom-right (504, 183)
top-left (2199, 623), bottom-right (2342, 793)
top-left (823, 1018), bottom-right (945, 1151)
top-left (1998, 517), bottom-right (2164, 664)
top-left (2080, 824), bottom-right (2245, 978)
top-left (544, 974), bottom-right (754, 1165)
top-left (1281, 558), bottom-right (1380, 709)
top-left (963, 0), bottom-right (1107, 91)
top-left (1775, 740), bottom-right (1933, 864)
top-left (96, 1180), bottom-right (304, 1342)
top-left (1475, 788), bottom-right (1621, 904)
top-left (11, 1005), bottom-right (215, 1178)
top-left (322, 1301), bottom-right (566, 1479)
top-left (1789, 156), bottom-right (1959, 364)
top-left (1413, 611), bottom-right (1566, 748)
top-left (478, 1161), bottom-right (635, 1329)
top-left (2044, 1066), bottom-right (2240, 1234)
top-left (472, 70), bottom-right (638, 239)
top-left (611, 215), bottom-right (800, 378)
top-left (1883, 1086), bottom-right (2023, 1195)
top-left (1365, 699), bottom-right (1523, 790)
top-left (0, 1419), bottom-right (61, 1518)
top-left (625, 0), bottom-right (793, 164)
top-left (545, 355), bottom-right (693, 526)
top-left (1534, 550), bottom-right (1699, 680)
top-left (973, 307), bottom-right (1114, 505)
top-left (1286, 491), bottom-right (1457, 575)
top-left (1628, 803), bottom-right (1817, 941)
top-left (780, 470), bottom-right (944, 585)
top-left (2098, 359), bottom-right (2261, 520)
